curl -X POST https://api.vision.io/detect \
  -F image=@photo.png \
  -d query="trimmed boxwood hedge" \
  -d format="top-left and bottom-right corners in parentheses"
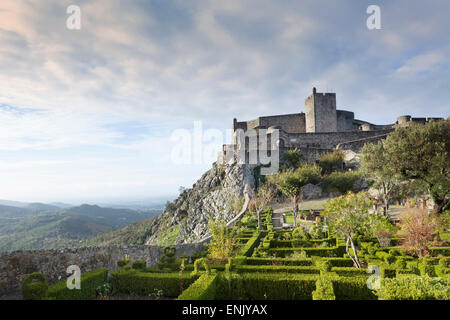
top-left (177, 273), bottom-right (218, 300)
top-left (267, 245), bottom-right (346, 258)
top-left (331, 276), bottom-right (377, 300)
top-left (110, 269), bottom-right (197, 297)
top-left (331, 267), bottom-right (367, 277)
top-left (234, 265), bottom-right (320, 274)
top-left (239, 231), bottom-right (264, 257)
top-left (215, 272), bottom-right (319, 300)
top-left (22, 273), bottom-right (48, 300)
top-left (246, 257), bottom-right (313, 266)
top-left (47, 268), bottom-right (108, 300)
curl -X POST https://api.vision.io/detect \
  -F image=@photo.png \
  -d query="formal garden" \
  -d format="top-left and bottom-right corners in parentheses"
top-left (20, 119), bottom-right (449, 300)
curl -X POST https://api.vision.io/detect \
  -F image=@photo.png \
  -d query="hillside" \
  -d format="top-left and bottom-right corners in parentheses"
top-left (0, 204), bottom-right (161, 251)
top-left (81, 162), bottom-right (255, 247)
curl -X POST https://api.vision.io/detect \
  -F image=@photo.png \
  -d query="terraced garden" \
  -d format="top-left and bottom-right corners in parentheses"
top-left (22, 205), bottom-right (449, 300)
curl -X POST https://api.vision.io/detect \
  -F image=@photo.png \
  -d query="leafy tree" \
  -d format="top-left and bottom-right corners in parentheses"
top-left (248, 185), bottom-right (275, 230)
top-left (280, 148), bottom-right (304, 170)
top-left (400, 208), bottom-right (440, 257)
top-left (268, 164), bottom-right (321, 227)
top-left (360, 141), bottom-right (401, 211)
top-left (318, 150), bottom-right (344, 174)
top-left (322, 192), bottom-right (373, 268)
top-left (204, 216), bottom-right (238, 264)
top-left (383, 119), bottom-right (450, 213)
top-left (367, 214), bottom-right (397, 247)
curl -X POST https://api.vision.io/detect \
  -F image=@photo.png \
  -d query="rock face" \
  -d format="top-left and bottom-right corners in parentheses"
top-left (145, 162), bottom-right (255, 245)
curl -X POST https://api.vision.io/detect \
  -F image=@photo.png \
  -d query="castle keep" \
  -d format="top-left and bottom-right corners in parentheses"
top-left (219, 88), bottom-right (443, 164)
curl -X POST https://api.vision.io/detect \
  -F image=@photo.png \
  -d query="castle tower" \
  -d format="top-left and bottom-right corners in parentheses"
top-left (305, 87), bottom-right (337, 133)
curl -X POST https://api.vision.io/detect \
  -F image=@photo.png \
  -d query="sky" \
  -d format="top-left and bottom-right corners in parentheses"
top-left (0, 0), bottom-right (448, 204)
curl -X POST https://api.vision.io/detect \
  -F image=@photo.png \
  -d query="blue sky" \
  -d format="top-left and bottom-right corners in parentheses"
top-left (0, 0), bottom-right (448, 203)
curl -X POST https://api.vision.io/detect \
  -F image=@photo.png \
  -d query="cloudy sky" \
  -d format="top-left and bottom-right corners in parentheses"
top-left (0, 0), bottom-right (448, 204)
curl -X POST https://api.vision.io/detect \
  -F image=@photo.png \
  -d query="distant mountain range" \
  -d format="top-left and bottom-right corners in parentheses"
top-left (0, 201), bottom-right (163, 251)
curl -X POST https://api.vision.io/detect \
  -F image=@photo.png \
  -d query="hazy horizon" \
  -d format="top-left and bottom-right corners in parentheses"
top-left (0, 1), bottom-right (448, 203)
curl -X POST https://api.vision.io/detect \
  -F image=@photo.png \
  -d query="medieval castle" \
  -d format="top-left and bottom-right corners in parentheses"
top-left (218, 87), bottom-right (443, 164)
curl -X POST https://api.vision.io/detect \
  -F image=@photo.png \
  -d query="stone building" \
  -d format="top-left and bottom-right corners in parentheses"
top-left (218, 87), bottom-right (443, 164)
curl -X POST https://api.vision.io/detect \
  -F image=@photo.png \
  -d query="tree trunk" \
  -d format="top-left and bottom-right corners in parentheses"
top-left (257, 210), bottom-right (261, 230)
top-left (292, 196), bottom-right (298, 227)
top-left (345, 237), bottom-right (358, 268)
top-left (349, 237), bottom-right (362, 268)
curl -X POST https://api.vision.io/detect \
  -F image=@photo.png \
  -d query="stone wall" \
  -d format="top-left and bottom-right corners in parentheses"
top-left (288, 129), bottom-right (393, 151)
top-left (0, 242), bottom-right (206, 297)
top-left (258, 113), bottom-right (306, 133)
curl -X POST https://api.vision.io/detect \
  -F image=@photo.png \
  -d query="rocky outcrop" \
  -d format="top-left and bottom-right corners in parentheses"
top-left (145, 162), bottom-right (255, 245)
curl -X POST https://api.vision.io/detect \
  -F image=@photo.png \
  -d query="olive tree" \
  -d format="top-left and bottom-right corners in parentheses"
top-left (322, 191), bottom-right (373, 268)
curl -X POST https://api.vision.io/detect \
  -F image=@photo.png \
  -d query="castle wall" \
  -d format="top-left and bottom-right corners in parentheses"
top-left (258, 113), bottom-right (306, 133)
top-left (0, 243), bottom-right (205, 296)
top-left (287, 129), bottom-right (393, 151)
top-left (336, 110), bottom-right (356, 131)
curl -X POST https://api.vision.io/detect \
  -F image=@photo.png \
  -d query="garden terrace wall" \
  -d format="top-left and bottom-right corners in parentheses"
top-left (0, 243), bottom-right (205, 296)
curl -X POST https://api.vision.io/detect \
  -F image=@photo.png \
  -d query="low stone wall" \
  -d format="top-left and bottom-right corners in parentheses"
top-left (0, 243), bottom-right (206, 297)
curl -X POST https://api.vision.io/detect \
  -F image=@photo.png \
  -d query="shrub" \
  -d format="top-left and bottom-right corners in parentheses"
top-left (22, 273), bottom-right (48, 300)
top-left (215, 272), bottom-right (318, 300)
top-left (177, 273), bottom-right (218, 300)
top-left (312, 277), bottom-right (335, 300)
top-left (110, 270), bottom-right (197, 297)
top-left (331, 276), bottom-right (377, 300)
top-left (395, 257), bottom-right (407, 270)
top-left (191, 258), bottom-right (211, 276)
top-left (132, 260), bottom-right (147, 270)
top-left (292, 227), bottom-right (310, 240)
top-left (331, 267), bottom-right (367, 277)
top-left (239, 232), bottom-right (262, 257)
top-left (419, 258), bottom-right (436, 277)
top-left (318, 150), bottom-right (344, 175)
top-left (47, 268), bottom-right (108, 300)
top-left (117, 259), bottom-right (130, 268)
top-left (323, 171), bottom-right (361, 194)
top-left (313, 258), bottom-right (332, 272)
top-left (379, 276), bottom-right (450, 300)
top-left (439, 257), bottom-right (450, 268)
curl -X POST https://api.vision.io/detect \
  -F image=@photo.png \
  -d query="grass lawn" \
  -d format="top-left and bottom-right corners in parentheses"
top-left (284, 212), bottom-right (315, 225)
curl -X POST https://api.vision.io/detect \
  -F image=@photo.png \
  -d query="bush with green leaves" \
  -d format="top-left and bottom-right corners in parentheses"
top-left (323, 171), bottom-right (362, 194)
top-left (379, 276), bottom-right (450, 300)
top-left (292, 227), bottom-right (310, 240)
top-left (312, 277), bottom-right (335, 300)
top-left (110, 269), bottom-right (197, 297)
top-left (309, 225), bottom-right (325, 239)
top-left (132, 260), bottom-right (147, 270)
top-left (419, 258), bottom-right (436, 277)
top-left (177, 273), bottom-right (218, 300)
top-left (22, 273), bottom-right (48, 300)
top-left (47, 268), bottom-right (108, 300)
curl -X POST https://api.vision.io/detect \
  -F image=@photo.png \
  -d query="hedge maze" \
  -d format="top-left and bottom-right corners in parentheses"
top-left (22, 207), bottom-right (449, 300)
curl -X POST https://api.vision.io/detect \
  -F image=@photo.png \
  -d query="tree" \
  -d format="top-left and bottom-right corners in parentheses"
top-left (400, 208), bottom-right (440, 257)
top-left (383, 119), bottom-right (450, 213)
top-left (322, 191), bottom-right (373, 268)
top-left (248, 185), bottom-right (275, 230)
top-left (318, 150), bottom-right (344, 174)
top-left (360, 141), bottom-right (401, 211)
top-left (367, 214), bottom-right (397, 247)
top-left (268, 164), bottom-right (321, 227)
top-left (204, 216), bottom-right (238, 264)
